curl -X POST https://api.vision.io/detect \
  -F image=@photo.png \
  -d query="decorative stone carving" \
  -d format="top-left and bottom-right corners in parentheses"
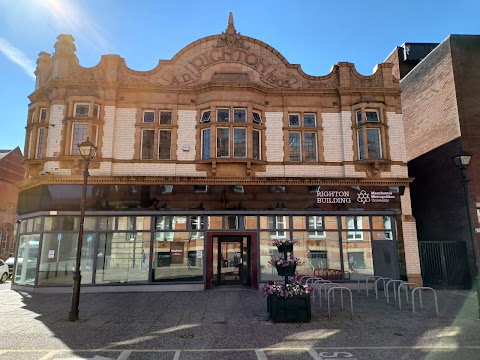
top-left (69, 64), bottom-right (106, 81)
top-left (54, 34), bottom-right (76, 56)
top-left (355, 161), bottom-right (391, 178)
top-left (349, 67), bottom-right (384, 88)
top-left (214, 12), bottom-right (250, 50)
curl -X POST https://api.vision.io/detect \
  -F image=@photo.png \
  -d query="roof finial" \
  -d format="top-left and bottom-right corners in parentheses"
top-left (215, 12), bottom-right (249, 50)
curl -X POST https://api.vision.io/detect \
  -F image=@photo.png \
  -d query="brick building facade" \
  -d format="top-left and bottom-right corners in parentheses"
top-left (386, 35), bottom-right (480, 288)
top-left (0, 147), bottom-right (24, 260)
top-left (14, 14), bottom-right (420, 292)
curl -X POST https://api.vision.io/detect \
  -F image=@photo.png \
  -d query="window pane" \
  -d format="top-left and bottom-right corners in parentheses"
top-left (95, 232), bottom-right (149, 284)
top-left (342, 231), bottom-right (373, 278)
top-left (160, 111), bottom-right (172, 124)
top-left (304, 132), bottom-right (317, 161)
top-left (233, 128), bottom-right (246, 158)
top-left (93, 104), bottom-right (99, 119)
top-left (36, 128), bottom-right (45, 159)
top-left (367, 129), bottom-right (382, 159)
top-left (233, 109), bottom-right (246, 123)
top-left (226, 216), bottom-right (239, 229)
top-left (158, 130), bottom-right (171, 160)
top-left (92, 124), bottom-right (98, 146)
top-left (252, 112), bottom-right (262, 124)
top-left (201, 111), bottom-right (211, 123)
top-left (152, 232), bottom-right (203, 282)
top-left (141, 129), bottom-right (154, 160)
top-left (293, 231), bottom-right (340, 278)
top-left (40, 108), bottom-right (47, 123)
top-left (304, 113), bottom-right (316, 127)
top-left (99, 217), bottom-right (116, 231)
top-left (75, 104), bottom-right (89, 117)
top-left (202, 129), bottom-right (210, 159)
top-left (253, 130), bottom-right (260, 160)
top-left (289, 114), bottom-right (300, 126)
top-left (14, 235), bottom-right (39, 285)
top-left (38, 232), bottom-right (94, 285)
top-left (143, 111), bottom-right (155, 123)
top-left (366, 111), bottom-right (380, 122)
top-left (289, 132), bottom-right (301, 161)
top-left (358, 129), bottom-right (364, 160)
top-left (71, 124), bottom-right (88, 155)
top-left (217, 128), bottom-right (230, 157)
top-left (217, 109), bottom-right (229, 122)
top-left (356, 110), bottom-right (363, 124)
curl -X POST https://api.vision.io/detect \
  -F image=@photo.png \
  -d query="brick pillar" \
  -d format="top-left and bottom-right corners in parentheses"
top-left (401, 187), bottom-right (423, 286)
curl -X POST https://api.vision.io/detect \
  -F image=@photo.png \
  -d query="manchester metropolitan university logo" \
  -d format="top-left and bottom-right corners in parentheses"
top-left (356, 190), bottom-right (371, 204)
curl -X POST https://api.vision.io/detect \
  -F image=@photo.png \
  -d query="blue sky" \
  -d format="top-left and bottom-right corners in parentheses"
top-left (1, 0), bottom-right (479, 151)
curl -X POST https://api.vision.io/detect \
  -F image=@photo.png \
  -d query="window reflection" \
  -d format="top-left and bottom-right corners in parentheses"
top-left (95, 232), bottom-right (148, 284)
top-left (14, 235), bottom-right (39, 285)
top-left (153, 232), bottom-right (203, 282)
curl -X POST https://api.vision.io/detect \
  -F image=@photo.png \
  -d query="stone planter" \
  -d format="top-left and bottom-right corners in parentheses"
top-left (268, 294), bottom-right (311, 323)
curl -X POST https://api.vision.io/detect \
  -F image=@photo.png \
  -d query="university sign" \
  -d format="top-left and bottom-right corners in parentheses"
top-left (316, 187), bottom-right (398, 206)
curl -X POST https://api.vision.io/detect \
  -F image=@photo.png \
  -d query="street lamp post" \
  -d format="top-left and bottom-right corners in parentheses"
top-left (69, 138), bottom-right (97, 322)
top-left (452, 148), bottom-right (480, 317)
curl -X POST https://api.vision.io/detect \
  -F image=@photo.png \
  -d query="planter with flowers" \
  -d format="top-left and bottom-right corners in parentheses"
top-left (262, 239), bottom-right (312, 322)
top-left (261, 281), bottom-right (313, 322)
top-left (271, 238), bottom-right (300, 253)
top-left (268, 255), bottom-right (303, 276)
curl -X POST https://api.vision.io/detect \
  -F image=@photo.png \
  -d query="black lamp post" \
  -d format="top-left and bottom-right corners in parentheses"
top-left (452, 148), bottom-right (480, 317)
top-left (69, 138), bottom-right (96, 322)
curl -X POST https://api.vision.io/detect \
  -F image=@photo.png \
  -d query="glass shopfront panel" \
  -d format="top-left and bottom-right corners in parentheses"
top-left (293, 231), bottom-right (340, 276)
top-left (38, 233), bottom-right (77, 285)
top-left (259, 231), bottom-right (282, 282)
top-left (14, 234), bottom-right (40, 285)
top-left (341, 231), bottom-right (373, 279)
top-left (153, 232), bottom-right (203, 282)
top-left (95, 232), bottom-right (148, 284)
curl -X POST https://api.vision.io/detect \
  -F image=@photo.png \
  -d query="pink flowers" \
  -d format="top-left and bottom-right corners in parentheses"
top-left (261, 281), bottom-right (314, 298)
top-left (268, 255), bottom-right (303, 267)
top-left (271, 238), bottom-right (300, 247)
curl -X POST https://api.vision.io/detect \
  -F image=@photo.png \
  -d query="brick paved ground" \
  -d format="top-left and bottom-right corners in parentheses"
top-left (0, 285), bottom-right (479, 359)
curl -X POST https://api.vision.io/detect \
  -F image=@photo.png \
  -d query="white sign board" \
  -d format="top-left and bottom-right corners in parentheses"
top-left (48, 250), bottom-right (55, 259)
top-left (196, 251), bottom-right (203, 258)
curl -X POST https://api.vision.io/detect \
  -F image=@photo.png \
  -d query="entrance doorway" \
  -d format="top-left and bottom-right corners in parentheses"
top-left (212, 236), bottom-right (251, 286)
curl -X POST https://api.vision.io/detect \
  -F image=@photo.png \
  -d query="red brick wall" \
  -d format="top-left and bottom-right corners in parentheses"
top-left (0, 147), bottom-right (24, 259)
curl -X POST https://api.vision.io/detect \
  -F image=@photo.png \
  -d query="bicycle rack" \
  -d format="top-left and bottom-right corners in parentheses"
top-left (327, 287), bottom-right (353, 319)
top-left (374, 277), bottom-right (392, 300)
top-left (311, 279), bottom-right (332, 302)
top-left (397, 282), bottom-right (419, 310)
top-left (385, 280), bottom-right (405, 304)
top-left (299, 275), bottom-right (317, 284)
top-left (306, 276), bottom-right (324, 285)
top-left (357, 274), bottom-right (381, 296)
top-left (318, 282), bottom-right (340, 306)
top-left (412, 287), bottom-right (439, 316)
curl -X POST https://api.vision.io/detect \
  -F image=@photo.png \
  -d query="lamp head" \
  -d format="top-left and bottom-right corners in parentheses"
top-left (77, 137), bottom-right (97, 160)
top-left (452, 148), bottom-right (472, 169)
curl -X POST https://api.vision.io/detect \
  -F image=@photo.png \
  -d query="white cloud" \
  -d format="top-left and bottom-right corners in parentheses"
top-left (0, 38), bottom-right (36, 80)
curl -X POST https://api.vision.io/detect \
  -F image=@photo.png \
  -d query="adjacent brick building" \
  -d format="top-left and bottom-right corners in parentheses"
top-left (14, 14), bottom-right (420, 292)
top-left (386, 35), bottom-right (480, 288)
top-left (0, 147), bottom-right (24, 260)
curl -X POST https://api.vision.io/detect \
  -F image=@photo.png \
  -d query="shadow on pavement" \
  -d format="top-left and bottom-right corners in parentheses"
top-left (0, 287), bottom-right (478, 359)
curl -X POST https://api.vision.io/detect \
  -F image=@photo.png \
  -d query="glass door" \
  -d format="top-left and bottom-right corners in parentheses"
top-left (213, 236), bottom-right (250, 286)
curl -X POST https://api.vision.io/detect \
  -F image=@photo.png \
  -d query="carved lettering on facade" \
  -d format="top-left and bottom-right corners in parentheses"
top-left (188, 47), bottom-right (273, 76)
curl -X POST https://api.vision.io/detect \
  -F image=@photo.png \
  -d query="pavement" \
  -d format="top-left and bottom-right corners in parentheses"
top-left (0, 282), bottom-right (479, 360)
